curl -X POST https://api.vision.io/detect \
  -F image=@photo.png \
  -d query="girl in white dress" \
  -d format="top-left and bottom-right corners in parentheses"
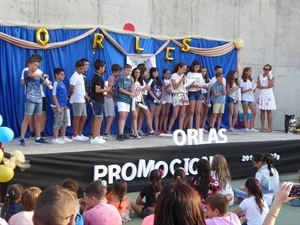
top-left (256, 64), bottom-right (276, 132)
top-left (240, 67), bottom-right (258, 132)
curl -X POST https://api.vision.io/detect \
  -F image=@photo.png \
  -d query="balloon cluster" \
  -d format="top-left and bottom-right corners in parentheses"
top-left (0, 114), bottom-right (29, 182)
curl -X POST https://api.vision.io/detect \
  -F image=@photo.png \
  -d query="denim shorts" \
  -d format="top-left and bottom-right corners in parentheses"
top-left (228, 97), bottom-right (238, 105)
top-left (188, 91), bottom-right (202, 101)
top-left (241, 100), bottom-right (255, 105)
top-left (92, 101), bottom-right (104, 117)
top-left (24, 102), bottom-right (42, 115)
top-left (147, 100), bottom-right (162, 108)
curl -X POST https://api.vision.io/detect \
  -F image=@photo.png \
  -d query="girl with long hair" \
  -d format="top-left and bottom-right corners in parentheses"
top-left (200, 66), bottom-right (211, 132)
top-left (234, 177), bottom-right (269, 225)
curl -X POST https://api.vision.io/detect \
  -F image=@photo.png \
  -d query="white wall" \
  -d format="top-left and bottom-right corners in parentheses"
top-left (1, 0), bottom-right (299, 130)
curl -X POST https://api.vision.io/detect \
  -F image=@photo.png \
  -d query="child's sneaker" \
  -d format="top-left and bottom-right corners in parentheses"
top-left (52, 138), bottom-right (65, 144)
top-left (60, 136), bottom-right (73, 142)
top-left (103, 133), bottom-right (114, 140)
top-left (116, 134), bottom-right (125, 141)
top-left (35, 138), bottom-right (49, 144)
top-left (149, 130), bottom-right (158, 135)
top-left (19, 138), bottom-right (25, 146)
top-left (137, 130), bottom-right (145, 137)
top-left (30, 131), bottom-right (35, 139)
top-left (133, 133), bottom-right (141, 139)
top-left (41, 131), bottom-right (46, 140)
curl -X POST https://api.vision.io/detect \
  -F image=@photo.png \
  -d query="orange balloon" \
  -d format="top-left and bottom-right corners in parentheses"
top-left (0, 164), bottom-right (14, 182)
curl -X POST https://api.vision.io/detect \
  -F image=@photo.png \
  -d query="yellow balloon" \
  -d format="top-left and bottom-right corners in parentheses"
top-left (135, 36), bottom-right (144, 53)
top-left (165, 47), bottom-right (175, 62)
top-left (181, 38), bottom-right (191, 52)
top-left (93, 33), bottom-right (104, 49)
top-left (0, 150), bottom-right (3, 163)
top-left (36, 27), bottom-right (49, 47)
top-left (0, 164), bottom-right (14, 183)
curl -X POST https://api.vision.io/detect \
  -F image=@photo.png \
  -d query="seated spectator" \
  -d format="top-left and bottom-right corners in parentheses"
top-left (106, 179), bottom-right (131, 223)
top-left (32, 185), bottom-right (77, 225)
top-left (205, 193), bottom-right (241, 225)
top-left (8, 187), bottom-right (41, 225)
top-left (233, 177), bottom-right (269, 225)
top-left (173, 167), bottom-right (187, 183)
top-left (131, 169), bottom-right (163, 218)
top-left (1, 184), bottom-right (23, 222)
top-left (82, 180), bottom-right (122, 225)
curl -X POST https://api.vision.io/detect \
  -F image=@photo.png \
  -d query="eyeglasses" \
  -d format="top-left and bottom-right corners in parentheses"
top-left (263, 68), bottom-right (270, 71)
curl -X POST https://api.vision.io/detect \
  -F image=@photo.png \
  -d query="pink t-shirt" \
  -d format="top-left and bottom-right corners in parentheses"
top-left (205, 212), bottom-right (241, 225)
top-left (106, 75), bottom-right (116, 98)
top-left (83, 202), bottom-right (122, 225)
top-left (141, 214), bottom-right (154, 225)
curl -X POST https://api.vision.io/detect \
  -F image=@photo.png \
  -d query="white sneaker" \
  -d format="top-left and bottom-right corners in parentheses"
top-left (72, 135), bottom-right (85, 141)
top-left (52, 138), bottom-right (65, 144)
top-left (80, 135), bottom-right (89, 140)
top-left (60, 136), bottom-right (73, 142)
top-left (250, 128), bottom-right (259, 132)
top-left (90, 137), bottom-right (106, 144)
top-left (203, 129), bottom-right (209, 134)
top-left (245, 128), bottom-right (249, 132)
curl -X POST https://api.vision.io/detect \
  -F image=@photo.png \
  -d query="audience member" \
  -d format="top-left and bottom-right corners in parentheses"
top-left (0, 184), bottom-right (23, 222)
top-left (8, 187), bottom-right (41, 225)
top-left (131, 169), bottom-right (163, 218)
top-left (32, 185), bottom-right (77, 225)
top-left (82, 180), bottom-right (122, 225)
top-left (205, 193), bottom-right (241, 225)
top-left (173, 167), bottom-right (187, 183)
top-left (106, 179), bottom-right (131, 223)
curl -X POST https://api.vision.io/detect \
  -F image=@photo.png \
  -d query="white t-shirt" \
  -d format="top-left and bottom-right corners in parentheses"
top-left (211, 171), bottom-right (234, 206)
top-left (0, 217), bottom-right (8, 225)
top-left (9, 211), bottom-right (33, 225)
top-left (186, 72), bottom-right (204, 92)
top-left (170, 73), bottom-right (187, 93)
top-left (69, 71), bottom-right (86, 103)
top-left (201, 79), bottom-right (211, 94)
top-left (239, 196), bottom-right (269, 225)
top-left (21, 67), bottom-right (45, 97)
top-left (142, 80), bottom-right (148, 95)
top-left (240, 79), bottom-right (255, 102)
top-left (134, 81), bottom-right (142, 102)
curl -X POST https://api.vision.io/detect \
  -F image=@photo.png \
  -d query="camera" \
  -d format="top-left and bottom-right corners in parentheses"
top-left (289, 183), bottom-right (300, 197)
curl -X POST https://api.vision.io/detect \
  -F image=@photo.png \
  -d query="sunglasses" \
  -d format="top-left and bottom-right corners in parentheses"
top-left (263, 68), bottom-right (270, 71)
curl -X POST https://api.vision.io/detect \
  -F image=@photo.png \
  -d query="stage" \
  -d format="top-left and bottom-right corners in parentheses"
top-left (2, 130), bottom-right (300, 193)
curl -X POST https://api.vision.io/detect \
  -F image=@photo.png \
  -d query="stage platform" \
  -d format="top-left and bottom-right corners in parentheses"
top-left (1, 130), bottom-right (300, 193)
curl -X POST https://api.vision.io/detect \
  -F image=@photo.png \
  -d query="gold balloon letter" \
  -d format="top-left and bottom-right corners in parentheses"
top-left (36, 27), bottom-right (49, 47)
top-left (93, 33), bottom-right (104, 49)
top-left (135, 36), bottom-right (144, 53)
top-left (182, 38), bottom-right (191, 52)
top-left (165, 47), bottom-right (175, 62)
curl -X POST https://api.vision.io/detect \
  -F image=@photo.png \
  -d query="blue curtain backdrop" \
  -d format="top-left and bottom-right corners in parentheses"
top-left (0, 26), bottom-right (237, 137)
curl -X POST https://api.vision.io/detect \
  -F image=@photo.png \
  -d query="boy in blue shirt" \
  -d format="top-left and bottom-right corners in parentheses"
top-left (51, 68), bottom-right (73, 144)
top-left (210, 72), bottom-right (226, 131)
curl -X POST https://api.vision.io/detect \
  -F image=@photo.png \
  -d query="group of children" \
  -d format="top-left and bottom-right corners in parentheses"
top-left (18, 55), bottom-right (276, 146)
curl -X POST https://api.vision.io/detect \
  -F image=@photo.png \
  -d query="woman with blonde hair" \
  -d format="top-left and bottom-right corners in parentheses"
top-left (211, 154), bottom-right (234, 206)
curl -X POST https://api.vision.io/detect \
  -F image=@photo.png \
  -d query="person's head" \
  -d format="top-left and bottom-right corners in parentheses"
top-left (149, 67), bottom-right (159, 80)
top-left (123, 64), bottom-right (132, 77)
top-left (137, 64), bottom-right (148, 79)
top-left (75, 60), bottom-right (85, 75)
top-left (252, 153), bottom-right (274, 176)
top-left (30, 53), bottom-right (43, 62)
top-left (226, 70), bottom-right (238, 87)
top-left (263, 64), bottom-right (272, 75)
top-left (80, 58), bottom-right (90, 71)
top-left (189, 60), bottom-right (201, 73)
top-left (211, 154), bottom-right (231, 189)
top-left (162, 68), bottom-right (171, 80)
top-left (54, 68), bottom-right (65, 81)
top-left (111, 64), bottom-right (122, 77)
top-left (149, 169), bottom-right (163, 193)
top-left (173, 167), bottom-right (187, 183)
top-left (244, 177), bottom-right (264, 213)
top-left (214, 65), bottom-right (222, 73)
top-left (206, 193), bottom-right (229, 218)
top-left (94, 59), bottom-right (106, 75)
top-left (215, 71), bottom-right (223, 83)
top-left (112, 179), bottom-right (127, 208)
top-left (154, 182), bottom-right (205, 225)
top-left (173, 62), bottom-right (187, 75)
top-left (2, 183), bottom-right (24, 219)
top-left (61, 178), bottom-right (78, 193)
top-left (33, 186), bottom-right (77, 225)
top-left (200, 67), bottom-right (210, 83)
top-left (196, 158), bottom-right (211, 199)
top-left (131, 67), bottom-right (141, 82)
top-left (241, 67), bottom-right (252, 82)
top-left (27, 56), bottom-right (41, 72)
top-left (83, 179), bottom-right (108, 210)
top-left (21, 187), bottom-right (42, 211)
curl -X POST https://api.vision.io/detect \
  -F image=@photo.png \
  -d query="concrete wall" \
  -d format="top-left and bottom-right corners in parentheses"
top-left (1, 0), bottom-right (299, 130)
